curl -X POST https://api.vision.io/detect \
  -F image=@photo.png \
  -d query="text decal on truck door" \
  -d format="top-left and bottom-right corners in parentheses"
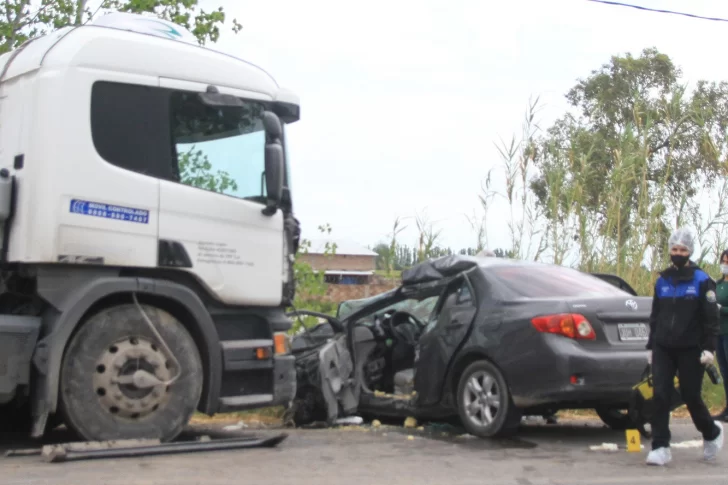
top-left (69, 199), bottom-right (149, 224)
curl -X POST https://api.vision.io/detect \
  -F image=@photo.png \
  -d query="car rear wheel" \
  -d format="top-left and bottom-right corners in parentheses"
top-left (456, 360), bottom-right (521, 438)
top-left (595, 406), bottom-right (635, 430)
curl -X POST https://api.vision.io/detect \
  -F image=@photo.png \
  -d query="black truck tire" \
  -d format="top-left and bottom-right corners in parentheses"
top-left (456, 360), bottom-right (522, 438)
top-left (59, 303), bottom-right (203, 442)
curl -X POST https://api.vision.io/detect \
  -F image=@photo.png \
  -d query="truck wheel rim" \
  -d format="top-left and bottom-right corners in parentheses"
top-left (463, 370), bottom-right (500, 427)
top-left (92, 337), bottom-right (173, 420)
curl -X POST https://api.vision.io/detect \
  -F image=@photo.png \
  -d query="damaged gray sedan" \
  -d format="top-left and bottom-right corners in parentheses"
top-left (289, 255), bottom-right (651, 438)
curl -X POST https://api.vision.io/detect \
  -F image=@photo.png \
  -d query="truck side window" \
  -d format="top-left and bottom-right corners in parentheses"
top-left (169, 92), bottom-right (267, 202)
top-left (90, 81), bottom-right (269, 203)
top-left (90, 81), bottom-right (176, 180)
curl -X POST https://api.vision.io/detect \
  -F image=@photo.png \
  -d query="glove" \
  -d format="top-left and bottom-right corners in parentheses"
top-left (701, 350), bottom-right (715, 365)
top-left (647, 351), bottom-right (652, 365)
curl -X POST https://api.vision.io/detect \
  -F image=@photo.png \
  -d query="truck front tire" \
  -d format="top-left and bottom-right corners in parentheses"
top-left (59, 303), bottom-right (203, 442)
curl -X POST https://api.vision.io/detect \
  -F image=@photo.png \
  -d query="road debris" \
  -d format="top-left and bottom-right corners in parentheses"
top-left (223, 421), bottom-right (249, 431)
top-left (589, 442), bottom-right (646, 452)
top-left (404, 417), bottom-right (418, 428)
top-left (5, 434), bottom-right (288, 463)
top-left (335, 416), bottom-right (364, 426)
top-left (671, 440), bottom-right (702, 449)
top-left (589, 443), bottom-right (619, 452)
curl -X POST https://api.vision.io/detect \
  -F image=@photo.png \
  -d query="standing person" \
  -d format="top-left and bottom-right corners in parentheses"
top-left (712, 249), bottom-right (728, 421)
top-left (645, 227), bottom-right (724, 466)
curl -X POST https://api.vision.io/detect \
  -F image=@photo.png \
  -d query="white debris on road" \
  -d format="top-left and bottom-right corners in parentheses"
top-left (335, 416), bottom-right (364, 426)
top-left (223, 421), bottom-right (249, 431)
top-left (589, 439), bottom-right (702, 452)
top-left (671, 440), bottom-right (702, 449)
top-left (589, 443), bottom-right (620, 452)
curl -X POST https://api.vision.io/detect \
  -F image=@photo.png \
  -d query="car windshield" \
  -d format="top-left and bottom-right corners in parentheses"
top-left (488, 264), bottom-right (629, 299)
top-left (383, 296), bottom-right (440, 322)
top-left (348, 295), bottom-right (440, 326)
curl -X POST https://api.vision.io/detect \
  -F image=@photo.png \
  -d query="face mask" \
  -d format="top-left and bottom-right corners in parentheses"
top-left (721, 264), bottom-right (728, 275)
top-left (671, 254), bottom-right (689, 268)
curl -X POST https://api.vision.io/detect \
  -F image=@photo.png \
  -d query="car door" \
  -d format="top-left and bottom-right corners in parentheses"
top-left (413, 277), bottom-right (478, 406)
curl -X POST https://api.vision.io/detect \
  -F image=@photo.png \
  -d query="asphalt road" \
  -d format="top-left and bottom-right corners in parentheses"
top-left (1, 418), bottom-right (727, 485)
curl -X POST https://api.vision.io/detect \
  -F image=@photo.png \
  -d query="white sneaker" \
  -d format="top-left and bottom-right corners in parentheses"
top-left (646, 447), bottom-right (672, 466)
top-left (704, 421), bottom-right (724, 461)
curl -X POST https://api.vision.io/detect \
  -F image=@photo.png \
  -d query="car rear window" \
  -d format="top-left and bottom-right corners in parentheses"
top-left (488, 264), bottom-right (629, 299)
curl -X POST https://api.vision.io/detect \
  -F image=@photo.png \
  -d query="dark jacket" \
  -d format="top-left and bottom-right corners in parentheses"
top-left (716, 277), bottom-right (728, 335)
top-left (647, 261), bottom-right (719, 352)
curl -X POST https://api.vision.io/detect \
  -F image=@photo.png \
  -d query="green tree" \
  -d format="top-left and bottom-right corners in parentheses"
top-left (373, 243), bottom-right (390, 271)
top-left (0, 0), bottom-right (242, 54)
top-left (528, 47), bottom-right (728, 271)
top-left (289, 224), bottom-right (338, 333)
top-left (177, 147), bottom-right (237, 194)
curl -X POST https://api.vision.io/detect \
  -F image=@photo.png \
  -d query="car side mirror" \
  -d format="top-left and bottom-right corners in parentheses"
top-left (262, 111), bottom-right (284, 216)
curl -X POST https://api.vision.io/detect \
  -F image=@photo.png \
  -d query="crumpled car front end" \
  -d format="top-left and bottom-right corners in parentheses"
top-left (290, 319), bottom-right (358, 426)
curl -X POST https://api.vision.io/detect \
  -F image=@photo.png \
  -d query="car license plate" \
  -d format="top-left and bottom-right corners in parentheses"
top-left (617, 323), bottom-right (648, 341)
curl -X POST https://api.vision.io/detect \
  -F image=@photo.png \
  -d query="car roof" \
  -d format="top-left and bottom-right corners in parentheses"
top-left (401, 254), bottom-right (541, 286)
top-left (336, 256), bottom-right (529, 321)
top-left (338, 255), bottom-right (638, 321)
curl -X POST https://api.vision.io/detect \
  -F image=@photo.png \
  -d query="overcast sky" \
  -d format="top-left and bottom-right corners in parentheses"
top-left (204, 0), bottom-right (728, 253)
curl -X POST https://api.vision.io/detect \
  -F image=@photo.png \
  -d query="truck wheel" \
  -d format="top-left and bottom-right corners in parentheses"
top-left (59, 303), bottom-right (203, 442)
top-left (456, 360), bottom-right (522, 438)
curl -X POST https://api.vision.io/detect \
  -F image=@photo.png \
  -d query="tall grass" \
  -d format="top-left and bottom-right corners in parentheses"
top-left (481, 94), bottom-right (728, 296)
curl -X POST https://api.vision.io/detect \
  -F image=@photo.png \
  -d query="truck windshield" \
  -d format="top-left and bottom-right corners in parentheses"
top-left (170, 92), bottom-right (279, 203)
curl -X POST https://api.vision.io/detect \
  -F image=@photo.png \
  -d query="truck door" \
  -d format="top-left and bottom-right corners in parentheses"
top-left (157, 80), bottom-right (284, 306)
top-left (413, 277), bottom-right (477, 406)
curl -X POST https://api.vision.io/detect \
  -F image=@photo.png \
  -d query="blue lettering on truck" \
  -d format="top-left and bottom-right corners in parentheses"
top-left (69, 199), bottom-right (149, 224)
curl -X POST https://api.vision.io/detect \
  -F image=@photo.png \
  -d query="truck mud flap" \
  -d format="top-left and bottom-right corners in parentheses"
top-left (0, 315), bottom-right (41, 404)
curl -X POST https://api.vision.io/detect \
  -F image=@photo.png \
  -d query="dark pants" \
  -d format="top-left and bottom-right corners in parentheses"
top-left (651, 344), bottom-right (720, 450)
top-left (715, 334), bottom-right (728, 413)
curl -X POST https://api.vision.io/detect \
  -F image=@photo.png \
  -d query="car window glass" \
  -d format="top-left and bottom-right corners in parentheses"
top-left (457, 283), bottom-right (473, 304)
top-left (425, 280), bottom-right (471, 333)
top-left (489, 264), bottom-right (629, 298)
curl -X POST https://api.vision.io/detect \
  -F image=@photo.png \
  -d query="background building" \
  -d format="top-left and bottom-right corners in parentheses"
top-left (299, 238), bottom-right (378, 285)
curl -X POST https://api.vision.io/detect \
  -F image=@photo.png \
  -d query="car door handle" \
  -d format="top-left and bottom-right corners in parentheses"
top-left (446, 320), bottom-right (463, 330)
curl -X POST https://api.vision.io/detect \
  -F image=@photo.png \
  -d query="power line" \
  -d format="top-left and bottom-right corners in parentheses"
top-left (586, 0), bottom-right (728, 23)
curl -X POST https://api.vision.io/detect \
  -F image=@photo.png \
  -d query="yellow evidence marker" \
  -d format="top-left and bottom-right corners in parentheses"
top-left (626, 429), bottom-right (641, 452)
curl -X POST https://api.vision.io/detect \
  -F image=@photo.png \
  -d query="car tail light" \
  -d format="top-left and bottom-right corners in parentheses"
top-left (531, 313), bottom-right (596, 340)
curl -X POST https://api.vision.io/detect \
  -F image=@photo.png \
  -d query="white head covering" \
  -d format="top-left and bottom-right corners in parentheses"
top-left (668, 227), bottom-right (695, 255)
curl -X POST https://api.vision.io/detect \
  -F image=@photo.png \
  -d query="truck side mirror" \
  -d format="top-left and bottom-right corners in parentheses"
top-left (262, 111), bottom-right (284, 216)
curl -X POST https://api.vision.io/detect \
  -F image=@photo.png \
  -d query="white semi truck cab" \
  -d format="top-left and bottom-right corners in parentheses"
top-left (0, 12), bottom-right (301, 442)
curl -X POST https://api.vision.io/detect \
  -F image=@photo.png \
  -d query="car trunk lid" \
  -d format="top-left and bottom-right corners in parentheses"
top-left (567, 296), bottom-right (653, 349)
